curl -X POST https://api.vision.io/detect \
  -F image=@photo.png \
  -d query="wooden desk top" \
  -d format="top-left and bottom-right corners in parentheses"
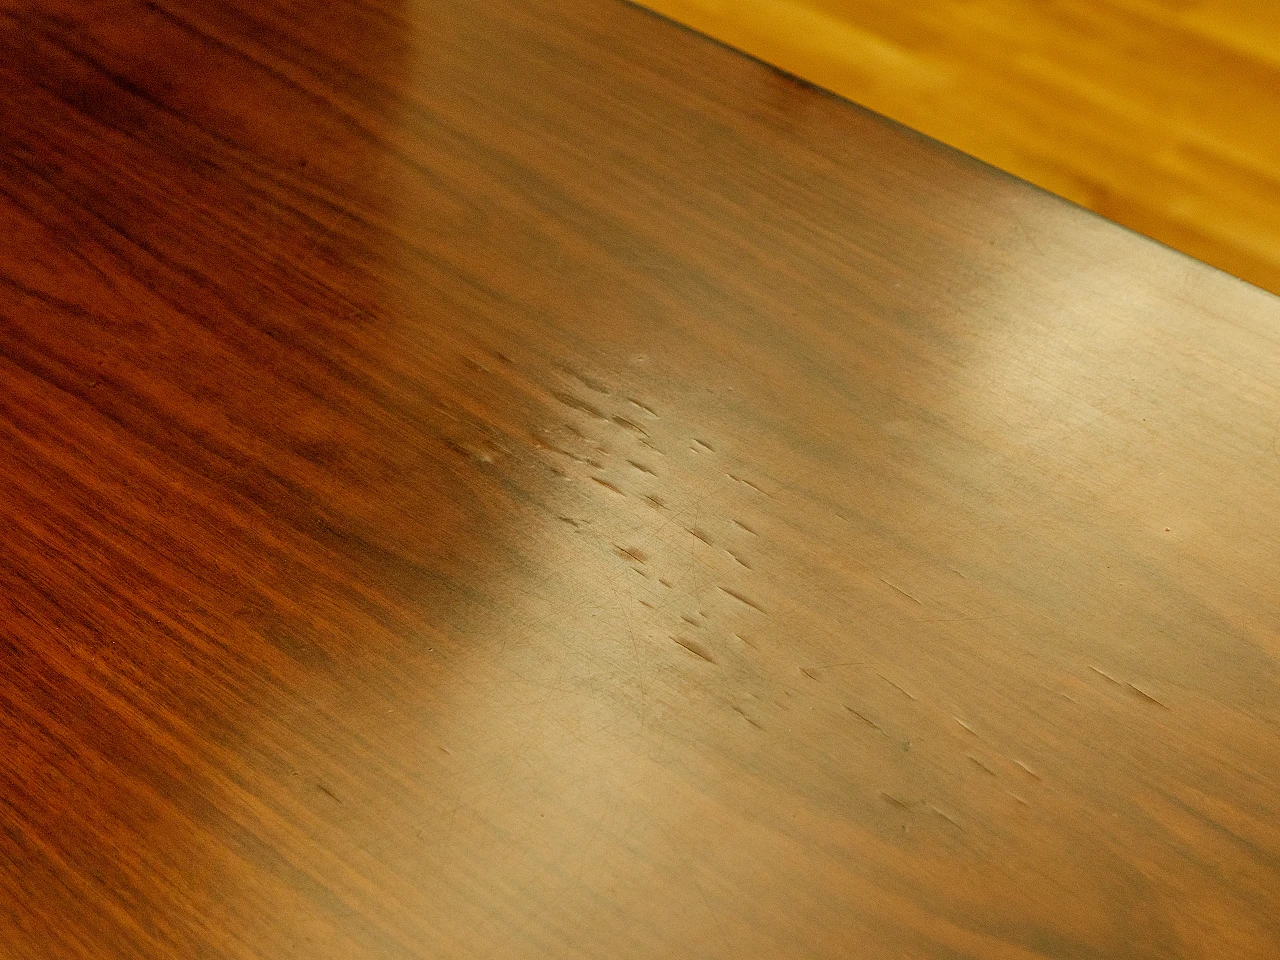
top-left (3, 0), bottom-right (1279, 957)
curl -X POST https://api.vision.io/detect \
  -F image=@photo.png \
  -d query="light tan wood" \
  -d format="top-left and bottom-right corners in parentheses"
top-left (640, 0), bottom-right (1280, 293)
top-left (3, 0), bottom-right (1280, 957)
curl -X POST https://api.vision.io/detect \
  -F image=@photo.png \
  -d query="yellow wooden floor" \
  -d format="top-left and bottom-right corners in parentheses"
top-left (641, 0), bottom-right (1280, 294)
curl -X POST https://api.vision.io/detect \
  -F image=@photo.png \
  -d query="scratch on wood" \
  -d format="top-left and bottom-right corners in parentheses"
top-left (547, 443), bottom-right (602, 468)
top-left (846, 706), bottom-right (882, 732)
top-left (719, 586), bottom-right (765, 613)
top-left (955, 718), bottom-right (977, 736)
top-left (627, 397), bottom-right (658, 417)
top-left (1014, 759), bottom-right (1041, 780)
top-left (880, 792), bottom-right (915, 811)
top-left (727, 472), bottom-right (772, 497)
top-left (929, 806), bottom-right (965, 831)
top-left (799, 667), bottom-right (819, 681)
top-left (878, 576), bottom-right (923, 605)
top-left (552, 389), bottom-right (607, 420)
top-left (689, 528), bottom-right (712, 545)
top-left (316, 783), bottom-right (341, 803)
top-left (591, 476), bottom-right (625, 496)
top-left (1127, 682), bottom-right (1169, 709)
top-left (627, 459), bottom-right (657, 475)
top-left (692, 438), bottom-right (715, 451)
top-left (614, 545), bottom-right (648, 563)
top-left (876, 673), bottom-right (917, 701)
top-left (1089, 665), bottom-right (1122, 685)
top-left (968, 755), bottom-right (997, 776)
top-left (731, 518), bottom-right (757, 535)
top-left (559, 365), bottom-right (610, 394)
top-left (613, 415), bottom-right (648, 435)
top-left (672, 635), bottom-right (716, 663)
top-left (732, 704), bottom-right (764, 730)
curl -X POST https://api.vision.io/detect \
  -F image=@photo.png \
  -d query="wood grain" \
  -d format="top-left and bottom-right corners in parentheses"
top-left (2, 0), bottom-right (1280, 957)
top-left (638, 0), bottom-right (1280, 295)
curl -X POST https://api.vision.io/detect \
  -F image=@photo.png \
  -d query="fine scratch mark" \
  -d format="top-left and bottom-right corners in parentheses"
top-left (557, 516), bottom-right (580, 528)
top-left (628, 397), bottom-right (658, 417)
top-left (591, 476), bottom-right (625, 496)
top-left (1089, 665), bottom-right (1122, 685)
top-left (316, 784), bottom-right (341, 803)
top-left (552, 390), bottom-right (607, 420)
top-left (692, 438), bottom-right (715, 451)
top-left (658, 578), bottom-right (673, 588)
top-left (613, 415), bottom-right (648, 435)
top-left (731, 518), bottom-right (757, 536)
top-left (719, 586), bottom-right (765, 613)
top-left (627, 459), bottom-right (657, 476)
top-left (559, 365), bottom-right (610, 394)
top-left (1014, 760), bottom-right (1041, 780)
top-left (734, 633), bottom-right (757, 649)
top-left (727, 473), bottom-right (773, 497)
top-left (877, 673), bottom-right (917, 701)
top-left (800, 667), bottom-right (820, 681)
top-left (955, 718), bottom-right (978, 736)
top-left (547, 444), bottom-right (602, 468)
top-left (846, 706), bottom-right (882, 732)
top-left (1008, 791), bottom-right (1029, 807)
top-left (878, 577), bottom-right (924, 605)
top-left (689, 528), bottom-right (712, 545)
top-left (732, 704), bottom-right (764, 730)
top-left (644, 493), bottom-right (665, 509)
top-left (880, 792), bottom-right (916, 811)
top-left (1127, 682), bottom-right (1169, 709)
top-left (726, 550), bottom-right (751, 569)
top-left (919, 614), bottom-right (1011, 625)
top-left (614, 545), bottom-right (648, 564)
top-left (672, 635), bottom-right (716, 663)
top-left (968, 755), bottom-right (997, 776)
top-left (930, 806), bottom-right (965, 831)
top-left (681, 614), bottom-right (700, 627)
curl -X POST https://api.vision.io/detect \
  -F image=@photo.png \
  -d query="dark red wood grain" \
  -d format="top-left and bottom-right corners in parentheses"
top-left (3, 0), bottom-right (1280, 957)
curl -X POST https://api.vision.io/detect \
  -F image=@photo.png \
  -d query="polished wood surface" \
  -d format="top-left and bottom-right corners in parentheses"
top-left (4, 0), bottom-right (1280, 957)
top-left (640, 0), bottom-right (1280, 294)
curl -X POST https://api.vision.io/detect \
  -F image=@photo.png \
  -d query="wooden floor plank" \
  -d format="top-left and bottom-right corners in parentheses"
top-left (639, 0), bottom-right (1280, 293)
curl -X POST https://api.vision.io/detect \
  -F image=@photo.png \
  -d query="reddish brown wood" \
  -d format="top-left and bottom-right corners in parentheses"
top-left (2, 0), bottom-right (1280, 957)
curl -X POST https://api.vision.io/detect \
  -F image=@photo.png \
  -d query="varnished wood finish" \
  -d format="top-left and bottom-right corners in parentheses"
top-left (640, 0), bottom-right (1280, 294)
top-left (3, 1), bottom-right (1280, 957)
